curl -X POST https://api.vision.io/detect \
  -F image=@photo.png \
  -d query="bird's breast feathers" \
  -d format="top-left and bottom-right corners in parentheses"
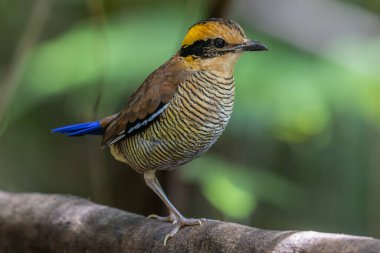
top-left (109, 73), bottom-right (235, 172)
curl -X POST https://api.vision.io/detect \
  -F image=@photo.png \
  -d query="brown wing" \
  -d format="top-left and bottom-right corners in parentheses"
top-left (101, 55), bottom-right (189, 146)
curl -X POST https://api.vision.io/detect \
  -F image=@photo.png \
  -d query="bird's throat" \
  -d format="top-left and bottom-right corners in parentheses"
top-left (184, 53), bottom-right (241, 78)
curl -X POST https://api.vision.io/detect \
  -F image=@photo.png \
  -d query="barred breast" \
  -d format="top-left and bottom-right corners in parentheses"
top-left (111, 71), bottom-right (235, 173)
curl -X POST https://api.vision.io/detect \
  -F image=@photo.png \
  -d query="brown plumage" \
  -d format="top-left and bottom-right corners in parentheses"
top-left (53, 18), bottom-right (267, 245)
top-left (101, 56), bottom-right (187, 146)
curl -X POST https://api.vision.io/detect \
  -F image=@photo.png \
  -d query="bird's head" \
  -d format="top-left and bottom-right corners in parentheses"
top-left (179, 18), bottom-right (267, 76)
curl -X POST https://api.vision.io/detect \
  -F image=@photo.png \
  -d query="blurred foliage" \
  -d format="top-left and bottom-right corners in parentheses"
top-left (182, 155), bottom-right (301, 219)
top-left (347, 0), bottom-right (380, 13)
top-left (0, 0), bottom-right (380, 239)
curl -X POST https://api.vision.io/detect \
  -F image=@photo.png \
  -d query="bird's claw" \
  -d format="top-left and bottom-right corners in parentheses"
top-left (163, 216), bottom-right (205, 246)
top-left (147, 212), bottom-right (177, 222)
top-left (164, 225), bottom-right (180, 246)
top-left (147, 214), bottom-right (170, 222)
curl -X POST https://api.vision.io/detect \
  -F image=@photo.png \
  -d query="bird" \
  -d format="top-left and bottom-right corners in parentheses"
top-left (52, 18), bottom-right (267, 245)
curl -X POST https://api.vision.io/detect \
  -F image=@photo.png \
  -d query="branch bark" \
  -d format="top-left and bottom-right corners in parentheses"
top-left (0, 191), bottom-right (379, 253)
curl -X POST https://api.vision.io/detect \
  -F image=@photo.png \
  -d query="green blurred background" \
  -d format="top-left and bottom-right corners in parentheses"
top-left (0, 0), bottom-right (379, 238)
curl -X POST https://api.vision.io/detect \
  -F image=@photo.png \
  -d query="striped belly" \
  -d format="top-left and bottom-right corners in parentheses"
top-left (112, 71), bottom-right (234, 173)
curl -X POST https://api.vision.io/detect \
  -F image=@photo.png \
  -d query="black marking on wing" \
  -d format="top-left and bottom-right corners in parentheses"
top-left (106, 102), bottom-right (168, 145)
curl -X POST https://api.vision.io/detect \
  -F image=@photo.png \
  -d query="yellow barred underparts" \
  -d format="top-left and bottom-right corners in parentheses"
top-left (113, 71), bottom-right (234, 174)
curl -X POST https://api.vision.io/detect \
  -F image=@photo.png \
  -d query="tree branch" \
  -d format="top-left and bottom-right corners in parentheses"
top-left (0, 191), bottom-right (379, 252)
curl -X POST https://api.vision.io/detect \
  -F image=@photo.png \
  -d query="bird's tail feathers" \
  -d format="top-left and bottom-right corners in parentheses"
top-left (51, 121), bottom-right (103, 137)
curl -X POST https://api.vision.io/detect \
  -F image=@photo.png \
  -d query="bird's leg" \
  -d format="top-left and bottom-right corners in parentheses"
top-left (146, 173), bottom-right (176, 222)
top-left (144, 170), bottom-right (186, 220)
top-left (145, 173), bottom-right (176, 221)
top-left (144, 170), bottom-right (204, 245)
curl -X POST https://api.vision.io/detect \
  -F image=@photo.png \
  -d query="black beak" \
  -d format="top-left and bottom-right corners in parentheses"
top-left (239, 40), bottom-right (268, 52)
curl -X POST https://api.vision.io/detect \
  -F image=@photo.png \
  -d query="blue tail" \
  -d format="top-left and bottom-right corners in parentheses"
top-left (51, 121), bottom-right (103, 136)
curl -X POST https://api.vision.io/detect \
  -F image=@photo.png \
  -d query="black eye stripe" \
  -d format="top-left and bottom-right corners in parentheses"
top-left (180, 39), bottom-right (213, 57)
top-left (180, 38), bottom-right (228, 58)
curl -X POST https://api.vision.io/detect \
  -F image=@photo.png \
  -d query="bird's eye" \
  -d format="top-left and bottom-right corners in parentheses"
top-left (214, 38), bottom-right (226, 48)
